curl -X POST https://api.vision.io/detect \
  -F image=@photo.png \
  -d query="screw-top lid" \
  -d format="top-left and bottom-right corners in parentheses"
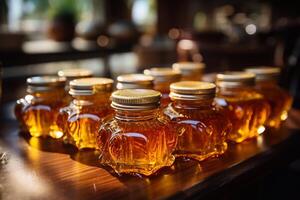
top-left (170, 81), bottom-right (216, 100)
top-left (58, 68), bottom-right (93, 79)
top-left (245, 67), bottom-right (280, 81)
top-left (111, 89), bottom-right (161, 110)
top-left (144, 68), bottom-right (181, 83)
top-left (172, 62), bottom-right (205, 75)
top-left (69, 77), bottom-right (113, 96)
top-left (27, 76), bottom-right (66, 93)
top-left (116, 74), bottom-right (154, 90)
top-left (216, 72), bottom-right (255, 88)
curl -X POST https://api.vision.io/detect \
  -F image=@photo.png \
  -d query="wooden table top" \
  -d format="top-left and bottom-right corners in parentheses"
top-left (0, 117), bottom-right (300, 200)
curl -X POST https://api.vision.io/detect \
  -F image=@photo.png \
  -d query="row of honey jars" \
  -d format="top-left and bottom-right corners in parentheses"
top-left (202, 67), bottom-right (292, 130)
top-left (15, 68), bottom-right (94, 138)
top-left (97, 81), bottom-right (231, 175)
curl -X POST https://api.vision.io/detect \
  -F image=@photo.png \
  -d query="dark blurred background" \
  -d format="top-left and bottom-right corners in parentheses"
top-left (0, 0), bottom-right (299, 104)
top-left (0, 0), bottom-right (300, 199)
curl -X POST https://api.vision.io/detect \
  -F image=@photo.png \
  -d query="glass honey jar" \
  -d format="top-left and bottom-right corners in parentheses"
top-left (172, 62), bottom-right (205, 81)
top-left (164, 81), bottom-right (231, 161)
top-left (144, 68), bottom-right (181, 107)
top-left (15, 76), bottom-right (68, 138)
top-left (215, 72), bottom-right (270, 143)
top-left (116, 74), bottom-right (154, 90)
top-left (245, 67), bottom-right (292, 128)
top-left (57, 78), bottom-right (114, 149)
top-left (97, 89), bottom-right (177, 176)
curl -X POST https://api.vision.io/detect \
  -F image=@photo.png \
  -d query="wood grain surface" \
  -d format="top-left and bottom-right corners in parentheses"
top-left (0, 117), bottom-right (300, 200)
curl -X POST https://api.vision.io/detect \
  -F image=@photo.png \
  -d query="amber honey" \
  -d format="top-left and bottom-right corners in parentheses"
top-left (172, 62), bottom-right (205, 81)
top-left (15, 76), bottom-right (68, 138)
top-left (58, 78), bottom-right (114, 149)
top-left (116, 74), bottom-right (154, 90)
top-left (164, 81), bottom-right (231, 161)
top-left (144, 68), bottom-right (181, 107)
top-left (245, 67), bottom-right (292, 128)
top-left (215, 72), bottom-right (270, 143)
top-left (97, 89), bottom-right (177, 176)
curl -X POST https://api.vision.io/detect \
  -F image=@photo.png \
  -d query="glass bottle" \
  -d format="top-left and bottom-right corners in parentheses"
top-left (215, 72), bottom-right (270, 143)
top-left (172, 62), bottom-right (205, 81)
top-left (164, 81), bottom-right (231, 161)
top-left (116, 74), bottom-right (154, 90)
top-left (144, 68), bottom-right (181, 107)
top-left (245, 67), bottom-right (292, 128)
top-left (15, 76), bottom-right (68, 138)
top-left (57, 78), bottom-right (114, 149)
top-left (97, 89), bottom-right (177, 176)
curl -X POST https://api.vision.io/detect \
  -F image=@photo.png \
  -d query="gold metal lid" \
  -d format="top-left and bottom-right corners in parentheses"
top-left (58, 68), bottom-right (93, 79)
top-left (170, 81), bottom-right (216, 100)
top-left (172, 62), bottom-right (205, 75)
top-left (111, 89), bottom-right (161, 110)
top-left (69, 77), bottom-right (113, 96)
top-left (245, 67), bottom-right (280, 81)
top-left (116, 74), bottom-right (154, 89)
top-left (216, 72), bottom-right (255, 88)
top-left (144, 68), bottom-right (181, 83)
top-left (27, 76), bottom-right (66, 93)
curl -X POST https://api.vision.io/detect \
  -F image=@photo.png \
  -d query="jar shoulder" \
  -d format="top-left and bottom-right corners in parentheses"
top-left (99, 115), bottom-right (172, 135)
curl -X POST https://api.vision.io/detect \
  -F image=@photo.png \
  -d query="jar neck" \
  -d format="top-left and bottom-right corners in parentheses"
top-left (115, 108), bottom-right (158, 121)
top-left (172, 98), bottom-right (214, 109)
top-left (153, 81), bottom-right (171, 94)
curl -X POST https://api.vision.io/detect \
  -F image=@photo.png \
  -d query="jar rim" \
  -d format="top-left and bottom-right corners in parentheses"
top-left (172, 62), bottom-right (205, 75)
top-left (26, 76), bottom-right (66, 93)
top-left (69, 77), bottom-right (113, 96)
top-left (170, 81), bottom-right (216, 100)
top-left (144, 68), bottom-right (181, 83)
top-left (245, 67), bottom-right (280, 81)
top-left (58, 68), bottom-right (93, 79)
top-left (216, 71), bottom-right (255, 88)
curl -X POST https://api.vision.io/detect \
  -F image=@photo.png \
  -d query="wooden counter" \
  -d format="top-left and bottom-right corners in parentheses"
top-left (0, 118), bottom-right (300, 200)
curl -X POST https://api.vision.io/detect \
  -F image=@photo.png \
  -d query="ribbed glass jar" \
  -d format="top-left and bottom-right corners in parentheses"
top-left (215, 72), bottom-right (270, 143)
top-left (15, 76), bottom-right (68, 138)
top-left (57, 78), bottom-right (114, 149)
top-left (245, 67), bottom-right (292, 128)
top-left (97, 89), bottom-right (177, 176)
top-left (164, 81), bottom-right (231, 161)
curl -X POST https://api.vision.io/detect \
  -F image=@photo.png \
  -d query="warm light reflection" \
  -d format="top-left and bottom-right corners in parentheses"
top-left (245, 24), bottom-right (257, 35)
top-left (178, 39), bottom-right (196, 50)
top-left (168, 28), bottom-right (180, 40)
top-left (6, 150), bottom-right (53, 198)
top-left (281, 110), bottom-right (288, 121)
top-left (256, 135), bottom-right (264, 148)
top-left (29, 137), bottom-right (41, 149)
top-left (97, 35), bottom-right (110, 47)
top-left (257, 125), bottom-right (266, 135)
